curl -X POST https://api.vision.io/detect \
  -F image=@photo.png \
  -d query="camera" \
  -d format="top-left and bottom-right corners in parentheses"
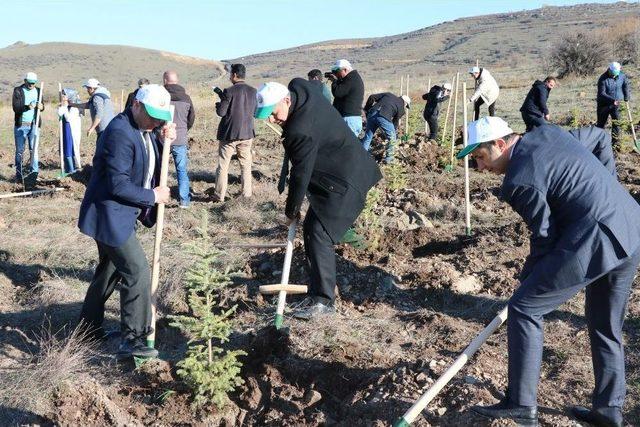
top-left (324, 71), bottom-right (334, 79)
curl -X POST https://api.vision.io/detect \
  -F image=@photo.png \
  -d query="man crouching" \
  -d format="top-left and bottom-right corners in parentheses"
top-left (255, 79), bottom-right (382, 320)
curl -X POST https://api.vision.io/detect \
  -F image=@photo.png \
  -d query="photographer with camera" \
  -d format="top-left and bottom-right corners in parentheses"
top-left (326, 59), bottom-right (364, 137)
top-left (212, 64), bottom-right (257, 202)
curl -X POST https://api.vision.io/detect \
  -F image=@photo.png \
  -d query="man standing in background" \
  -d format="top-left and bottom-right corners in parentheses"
top-left (422, 82), bottom-right (452, 141)
top-left (327, 59), bottom-right (365, 137)
top-left (213, 63), bottom-right (257, 202)
top-left (596, 62), bottom-right (630, 148)
top-left (125, 78), bottom-right (150, 110)
top-left (12, 72), bottom-right (44, 182)
top-left (307, 69), bottom-right (332, 102)
top-left (163, 70), bottom-right (195, 208)
top-left (469, 66), bottom-right (500, 120)
top-left (69, 78), bottom-right (115, 143)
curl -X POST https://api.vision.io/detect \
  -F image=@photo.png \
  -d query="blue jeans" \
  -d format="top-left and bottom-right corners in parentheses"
top-left (360, 112), bottom-right (397, 162)
top-left (14, 125), bottom-right (38, 179)
top-left (171, 144), bottom-right (190, 205)
top-left (343, 116), bottom-right (362, 137)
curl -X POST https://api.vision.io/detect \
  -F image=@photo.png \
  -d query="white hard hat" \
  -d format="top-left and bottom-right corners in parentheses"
top-left (401, 95), bottom-right (411, 107)
top-left (457, 117), bottom-right (514, 159)
top-left (331, 59), bottom-right (352, 71)
top-left (24, 72), bottom-right (38, 83)
top-left (135, 84), bottom-right (173, 121)
top-left (82, 78), bottom-right (100, 89)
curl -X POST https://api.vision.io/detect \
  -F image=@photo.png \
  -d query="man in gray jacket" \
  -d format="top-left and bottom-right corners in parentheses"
top-left (458, 118), bottom-right (640, 427)
top-left (163, 71), bottom-right (195, 208)
top-left (213, 63), bottom-right (257, 202)
top-left (71, 78), bottom-right (115, 142)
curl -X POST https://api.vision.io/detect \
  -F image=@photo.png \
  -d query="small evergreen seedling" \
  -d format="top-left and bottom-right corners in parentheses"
top-left (170, 212), bottom-right (246, 408)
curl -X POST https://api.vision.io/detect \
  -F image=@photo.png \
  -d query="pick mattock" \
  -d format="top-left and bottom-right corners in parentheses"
top-left (394, 306), bottom-right (508, 427)
top-left (626, 101), bottom-right (639, 152)
top-left (146, 104), bottom-right (176, 351)
top-left (259, 219), bottom-right (307, 329)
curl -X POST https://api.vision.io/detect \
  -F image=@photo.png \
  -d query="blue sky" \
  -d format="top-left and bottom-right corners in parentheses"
top-left (1, 0), bottom-right (626, 60)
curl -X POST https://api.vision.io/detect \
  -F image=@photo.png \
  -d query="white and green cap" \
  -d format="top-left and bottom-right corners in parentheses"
top-left (135, 84), bottom-right (173, 121)
top-left (82, 78), bottom-right (100, 89)
top-left (254, 82), bottom-right (289, 119)
top-left (24, 72), bottom-right (38, 83)
top-left (457, 116), bottom-right (513, 159)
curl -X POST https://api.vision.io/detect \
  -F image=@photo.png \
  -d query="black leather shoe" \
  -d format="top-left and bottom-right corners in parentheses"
top-left (292, 302), bottom-right (335, 320)
top-left (116, 339), bottom-right (159, 360)
top-left (471, 397), bottom-right (538, 426)
top-left (571, 406), bottom-right (622, 427)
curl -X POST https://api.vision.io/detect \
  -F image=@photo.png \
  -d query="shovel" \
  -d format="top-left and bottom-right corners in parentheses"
top-left (626, 101), bottom-right (639, 153)
top-left (394, 306), bottom-right (508, 426)
top-left (258, 219), bottom-right (307, 328)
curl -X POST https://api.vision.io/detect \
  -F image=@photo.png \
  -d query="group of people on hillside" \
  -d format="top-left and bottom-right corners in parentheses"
top-left (9, 56), bottom-right (636, 426)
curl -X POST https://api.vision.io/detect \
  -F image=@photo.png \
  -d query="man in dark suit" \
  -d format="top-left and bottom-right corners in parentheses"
top-left (254, 79), bottom-right (382, 319)
top-left (519, 76), bottom-right (557, 131)
top-left (78, 84), bottom-right (175, 359)
top-left (457, 118), bottom-right (640, 427)
top-left (213, 63), bottom-right (257, 201)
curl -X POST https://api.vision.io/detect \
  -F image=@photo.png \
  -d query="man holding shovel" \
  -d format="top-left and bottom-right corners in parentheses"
top-left (457, 118), bottom-right (640, 427)
top-left (596, 62), bottom-right (630, 148)
top-left (254, 79), bottom-right (381, 320)
top-left (12, 72), bottom-right (44, 182)
top-left (77, 84), bottom-right (175, 359)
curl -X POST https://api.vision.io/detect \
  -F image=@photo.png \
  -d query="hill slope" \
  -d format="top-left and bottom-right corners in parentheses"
top-left (0, 41), bottom-right (226, 99)
top-left (233, 2), bottom-right (639, 87)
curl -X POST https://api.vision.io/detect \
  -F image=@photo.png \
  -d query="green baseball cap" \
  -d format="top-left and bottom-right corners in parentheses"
top-left (456, 143), bottom-right (481, 159)
top-left (255, 82), bottom-right (289, 119)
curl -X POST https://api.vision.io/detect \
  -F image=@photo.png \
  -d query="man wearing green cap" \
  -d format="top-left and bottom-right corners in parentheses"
top-left (12, 72), bottom-right (44, 182)
top-left (458, 118), bottom-right (640, 427)
top-left (255, 78), bottom-right (381, 320)
top-left (78, 84), bottom-right (176, 359)
top-left (596, 62), bottom-right (630, 147)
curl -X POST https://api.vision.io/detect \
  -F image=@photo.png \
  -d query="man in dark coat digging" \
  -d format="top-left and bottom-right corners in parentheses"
top-left (519, 76), bottom-right (557, 131)
top-left (457, 117), bottom-right (640, 427)
top-left (254, 78), bottom-right (382, 320)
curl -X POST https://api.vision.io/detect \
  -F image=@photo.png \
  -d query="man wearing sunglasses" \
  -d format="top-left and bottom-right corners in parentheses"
top-left (77, 84), bottom-right (176, 360)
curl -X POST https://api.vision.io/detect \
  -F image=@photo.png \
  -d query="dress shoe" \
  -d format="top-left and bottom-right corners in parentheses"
top-left (571, 405), bottom-right (622, 427)
top-left (471, 396), bottom-right (538, 426)
top-left (116, 339), bottom-right (158, 360)
top-left (292, 301), bottom-right (335, 320)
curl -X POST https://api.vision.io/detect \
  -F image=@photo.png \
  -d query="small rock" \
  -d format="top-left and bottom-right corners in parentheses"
top-left (416, 372), bottom-right (428, 383)
top-left (436, 407), bottom-right (447, 416)
top-left (463, 375), bottom-right (478, 385)
top-left (302, 389), bottom-right (322, 407)
top-left (452, 275), bottom-right (481, 294)
top-left (429, 360), bottom-right (438, 369)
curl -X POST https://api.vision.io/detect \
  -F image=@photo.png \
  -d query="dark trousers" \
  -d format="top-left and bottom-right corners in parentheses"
top-left (596, 104), bottom-right (621, 145)
top-left (79, 233), bottom-right (152, 341)
top-left (303, 208), bottom-right (336, 306)
top-left (474, 98), bottom-right (496, 120)
top-left (425, 114), bottom-right (439, 140)
top-left (507, 248), bottom-right (640, 408)
top-left (521, 112), bottom-right (547, 132)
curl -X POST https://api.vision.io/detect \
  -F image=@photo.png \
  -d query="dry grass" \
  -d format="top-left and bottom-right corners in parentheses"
top-left (0, 324), bottom-right (98, 424)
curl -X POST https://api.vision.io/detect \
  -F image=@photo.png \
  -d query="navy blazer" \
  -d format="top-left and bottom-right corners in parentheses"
top-left (568, 126), bottom-right (616, 177)
top-left (501, 125), bottom-right (640, 288)
top-left (78, 109), bottom-right (161, 247)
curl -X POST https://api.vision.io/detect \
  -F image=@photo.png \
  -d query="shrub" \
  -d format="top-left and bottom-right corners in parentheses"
top-left (549, 32), bottom-right (607, 77)
top-left (384, 162), bottom-right (409, 192)
top-left (169, 211), bottom-right (246, 408)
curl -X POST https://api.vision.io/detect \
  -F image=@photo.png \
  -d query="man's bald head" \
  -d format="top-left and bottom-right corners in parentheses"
top-left (163, 70), bottom-right (178, 85)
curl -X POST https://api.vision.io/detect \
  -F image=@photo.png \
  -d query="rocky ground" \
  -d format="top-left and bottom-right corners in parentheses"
top-left (0, 97), bottom-right (640, 426)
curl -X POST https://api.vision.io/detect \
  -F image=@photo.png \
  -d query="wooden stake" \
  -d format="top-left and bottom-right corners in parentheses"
top-left (393, 307), bottom-right (508, 426)
top-left (147, 105), bottom-right (175, 350)
top-left (400, 76), bottom-right (404, 133)
top-left (120, 89), bottom-right (125, 112)
top-left (0, 187), bottom-right (65, 200)
top-left (29, 82), bottom-right (45, 179)
top-left (425, 78), bottom-right (431, 134)
top-left (463, 82), bottom-right (471, 236)
top-left (448, 73), bottom-right (460, 170)
top-left (275, 219), bottom-right (297, 328)
top-left (58, 83), bottom-right (65, 176)
top-left (405, 74), bottom-right (410, 137)
top-left (441, 74), bottom-right (455, 144)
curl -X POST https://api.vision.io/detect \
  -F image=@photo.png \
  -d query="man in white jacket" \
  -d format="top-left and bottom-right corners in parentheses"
top-left (469, 66), bottom-right (499, 120)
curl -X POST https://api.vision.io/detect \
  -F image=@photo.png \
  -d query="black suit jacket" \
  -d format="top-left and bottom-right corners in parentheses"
top-left (216, 81), bottom-right (257, 141)
top-left (283, 78), bottom-right (382, 242)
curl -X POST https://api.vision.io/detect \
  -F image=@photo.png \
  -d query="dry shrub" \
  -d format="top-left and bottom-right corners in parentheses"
top-left (603, 17), bottom-right (640, 65)
top-left (0, 324), bottom-right (98, 423)
top-left (549, 31), bottom-right (608, 77)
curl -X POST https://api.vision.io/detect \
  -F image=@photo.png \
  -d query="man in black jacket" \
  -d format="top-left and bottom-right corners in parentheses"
top-left (327, 59), bottom-right (365, 137)
top-left (254, 79), bottom-right (382, 319)
top-left (361, 92), bottom-right (411, 163)
top-left (422, 82), bottom-right (452, 140)
top-left (12, 72), bottom-right (44, 182)
top-left (520, 77), bottom-right (557, 132)
top-left (596, 62), bottom-right (630, 147)
top-left (213, 63), bottom-right (257, 201)
top-left (163, 71), bottom-right (195, 208)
